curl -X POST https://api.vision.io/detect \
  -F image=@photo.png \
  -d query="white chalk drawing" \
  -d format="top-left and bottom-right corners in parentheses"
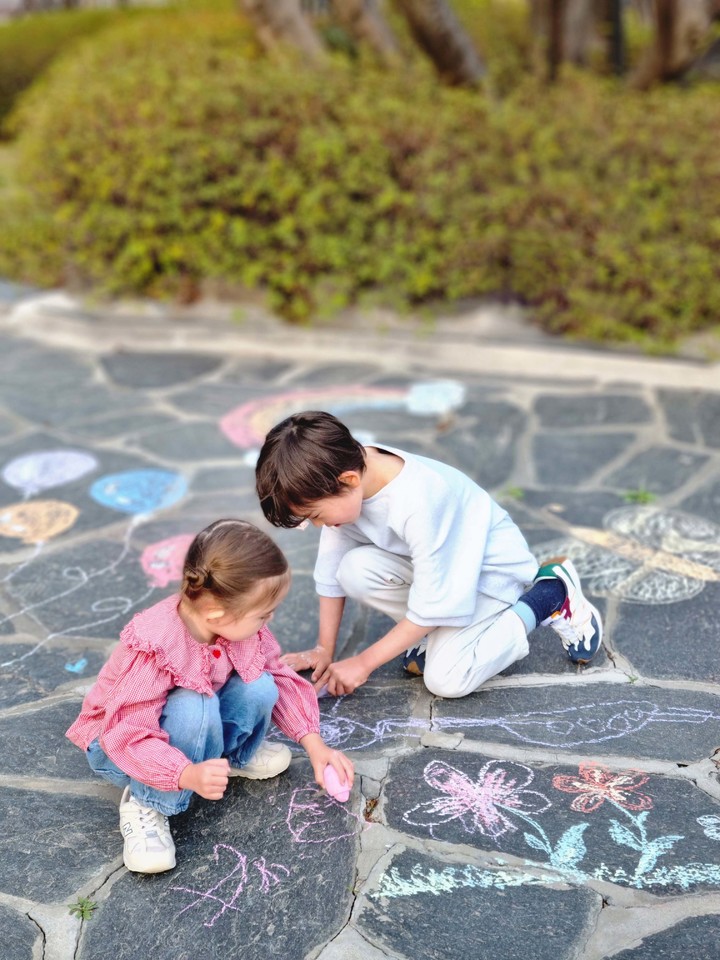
top-left (171, 843), bottom-right (290, 928)
top-left (373, 862), bottom-right (556, 899)
top-left (2, 450), bottom-right (98, 499)
top-left (268, 698), bottom-right (720, 754)
top-left (534, 506), bottom-right (720, 604)
top-left (396, 758), bottom-right (720, 892)
top-left (286, 782), bottom-right (367, 845)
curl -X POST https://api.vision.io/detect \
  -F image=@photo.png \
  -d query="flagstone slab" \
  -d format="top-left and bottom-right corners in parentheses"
top-left (613, 913), bottom-right (720, 959)
top-left (0, 699), bottom-right (93, 780)
top-left (681, 479), bottom-right (720, 526)
top-left (382, 749), bottom-right (720, 895)
top-left (534, 393), bottom-right (653, 427)
top-left (604, 446), bottom-right (710, 496)
top-left (0, 903), bottom-right (38, 960)
top-left (68, 411), bottom-right (178, 442)
top-left (100, 352), bottom-right (221, 389)
top-left (358, 847), bottom-right (600, 960)
top-left (78, 763), bottom-right (360, 960)
top-left (0, 788), bottom-right (119, 900)
top-left (612, 585), bottom-right (720, 683)
top-left (431, 683), bottom-right (720, 761)
top-left (0, 643), bottom-right (105, 707)
top-left (132, 422), bottom-right (240, 461)
top-left (533, 433), bottom-right (636, 486)
top-left (659, 389), bottom-right (720, 449)
top-left (518, 488), bottom-right (627, 529)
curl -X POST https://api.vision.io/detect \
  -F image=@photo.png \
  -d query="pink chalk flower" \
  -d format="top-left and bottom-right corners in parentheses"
top-left (552, 763), bottom-right (653, 814)
top-left (403, 759), bottom-right (551, 839)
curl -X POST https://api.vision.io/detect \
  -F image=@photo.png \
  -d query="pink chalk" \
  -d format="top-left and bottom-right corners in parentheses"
top-left (323, 764), bottom-right (350, 802)
top-left (316, 684), bottom-right (329, 699)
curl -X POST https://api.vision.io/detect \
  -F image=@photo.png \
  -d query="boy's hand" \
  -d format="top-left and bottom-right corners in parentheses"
top-left (178, 759), bottom-right (229, 800)
top-left (280, 646), bottom-right (332, 681)
top-left (314, 655), bottom-right (370, 697)
top-left (299, 733), bottom-right (355, 791)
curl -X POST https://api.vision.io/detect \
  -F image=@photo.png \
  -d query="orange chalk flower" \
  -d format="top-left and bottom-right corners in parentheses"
top-left (552, 763), bottom-right (653, 814)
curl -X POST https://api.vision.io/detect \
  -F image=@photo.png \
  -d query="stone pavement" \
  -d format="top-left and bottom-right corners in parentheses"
top-left (1, 282), bottom-right (720, 960)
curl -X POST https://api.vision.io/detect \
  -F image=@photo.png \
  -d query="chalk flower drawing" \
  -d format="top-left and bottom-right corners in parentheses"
top-left (403, 759), bottom-right (551, 840)
top-left (552, 763), bottom-right (653, 814)
top-left (171, 844), bottom-right (289, 928)
top-left (697, 815), bottom-right (720, 841)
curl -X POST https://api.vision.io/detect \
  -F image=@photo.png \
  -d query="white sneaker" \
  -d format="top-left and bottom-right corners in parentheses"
top-left (228, 741), bottom-right (292, 780)
top-left (119, 787), bottom-right (176, 874)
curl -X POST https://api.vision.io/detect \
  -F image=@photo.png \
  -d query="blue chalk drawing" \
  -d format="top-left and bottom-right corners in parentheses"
top-left (64, 658), bottom-right (88, 673)
top-left (90, 469), bottom-right (187, 516)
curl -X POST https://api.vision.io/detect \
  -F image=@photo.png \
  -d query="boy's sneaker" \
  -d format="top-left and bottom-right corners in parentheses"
top-left (119, 787), bottom-right (176, 874)
top-left (228, 741), bottom-right (292, 780)
top-left (403, 644), bottom-right (426, 676)
top-left (535, 556), bottom-right (603, 664)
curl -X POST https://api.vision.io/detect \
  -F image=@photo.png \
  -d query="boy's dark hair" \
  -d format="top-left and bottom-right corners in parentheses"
top-left (255, 410), bottom-right (366, 528)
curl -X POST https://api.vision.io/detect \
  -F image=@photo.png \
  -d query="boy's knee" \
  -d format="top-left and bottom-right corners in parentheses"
top-left (423, 665), bottom-right (481, 699)
top-left (336, 547), bottom-right (376, 598)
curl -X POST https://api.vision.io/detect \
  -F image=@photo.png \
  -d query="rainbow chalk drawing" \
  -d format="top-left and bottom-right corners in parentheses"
top-left (219, 382), bottom-right (466, 451)
top-left (535, 506), bottom-right (720, 604)
top-left (2, 450), bottom-right (97, 499)
top-left (397, 758), bottom-right (720, 893)
top-left (171, 844), bottom-right (290, 928)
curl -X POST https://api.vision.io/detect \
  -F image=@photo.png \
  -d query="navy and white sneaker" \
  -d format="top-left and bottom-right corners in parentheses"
top-left (535, 557), bottom-right (603, 664)
top-left (403, 643), bottom-right (427, 676)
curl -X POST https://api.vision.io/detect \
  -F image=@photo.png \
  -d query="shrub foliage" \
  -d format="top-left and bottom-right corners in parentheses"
top-left (2, 12), bottom-right (720, 346)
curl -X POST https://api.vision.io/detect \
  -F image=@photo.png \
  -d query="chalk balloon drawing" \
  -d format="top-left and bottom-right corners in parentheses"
top-left (90, 469), bottom-right (187, 517)
top-left (219, 382), bottom-right (466, 450)
top-left (2, 450), bottom-right (97, 499)
top-left (0, 500), bottom-right (78, 546)
top-left (140, 534), bottom-right (194, 588)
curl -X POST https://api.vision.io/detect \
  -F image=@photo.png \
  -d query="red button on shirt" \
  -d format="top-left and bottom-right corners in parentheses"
top-left (212, 649), bottom-right (221, 658)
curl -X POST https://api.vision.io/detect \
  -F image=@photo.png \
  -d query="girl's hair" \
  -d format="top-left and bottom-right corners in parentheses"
top-left (255, 410), bottom-right (366, 528)
top-left (181, 519), bottom-right (289, 613)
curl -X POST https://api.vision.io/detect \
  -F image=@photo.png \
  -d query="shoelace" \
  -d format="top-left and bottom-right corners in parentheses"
top-left (135, 804), bottom-right (168, 839)
top-left (552, 608), bottom-right (595, 651)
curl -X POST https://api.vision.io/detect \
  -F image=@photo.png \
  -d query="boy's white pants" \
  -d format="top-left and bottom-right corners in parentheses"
top-left (336, 545), bottom-right (529, 699)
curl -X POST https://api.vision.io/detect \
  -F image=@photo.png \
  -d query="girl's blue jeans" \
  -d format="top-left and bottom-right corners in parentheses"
top-left (86, 671), bottom-right (279, 816)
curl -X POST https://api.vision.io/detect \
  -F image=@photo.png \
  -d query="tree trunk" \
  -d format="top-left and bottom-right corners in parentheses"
top-left (631, 0), bottom-right (714, 87)
top-left (240, 0), bottom-right (327, 61)
top-left (328, 0), bottom-right (401, 63)
top-left (392, 0), bottom-right (486, 86)
top-left (564, 0), bottom-right (594, 64)
top-left (547, 0), bottom-right (566, 81)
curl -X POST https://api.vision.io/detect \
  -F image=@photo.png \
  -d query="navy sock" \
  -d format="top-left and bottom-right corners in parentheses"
top-left (513, 577), bottom-right (567, 631)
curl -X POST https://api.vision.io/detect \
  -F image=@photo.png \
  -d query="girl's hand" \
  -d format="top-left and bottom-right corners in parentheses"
top-left (178, 759), bottom-right (229, 800)
top-left (280, 646), bottom-right (332, 681)
top-left (299, 734), bottom-right (355, 791)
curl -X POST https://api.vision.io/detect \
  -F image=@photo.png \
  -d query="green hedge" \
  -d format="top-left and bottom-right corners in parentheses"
top-left (3, 14), bottom-right (720, 348)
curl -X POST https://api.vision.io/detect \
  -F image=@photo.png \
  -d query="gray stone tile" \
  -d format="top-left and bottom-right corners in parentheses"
top-left (132, 422), bottom-right (240, 461)
top-left (100, 352), bottom-right (221, 389)
top-left (0, 700), bottom-right (93, 779)
top-left (0, 903), bottom-right (39, 960)
top-left (192, 465), bottom-right (255, 493)
top-left (0, 643), bottom-right (106, 708)
top-left (0, 788), bottom-right (119, 900)
top-left (681, 478), bottom-right (720, 526)
top-left (432, 683), bottom-right (720, 761)
top-left (434, 402), bottom-right (525, 489)
top-left (612, 586), bottom-right (720, 682)
top-left (613, 914), bottom-right (720, 959)
top-left (383, 749), bottom-right (720, 893)
top-left (535, 393), bottom-right (653, 427)
top-left (518, 488), bottom-right (627, 528)
top-left (605, 446), bottom-right (710, 496)
top-left (78, 764), bottom-right (359, 960)
top-left (533, 433), bottom-right (635, 486)
top-left (68, 411), bottom-right (178, 442)
top-left (659, 389), bottom-right (720, 449)
top-left (359, 847), bottom-right (600, 960)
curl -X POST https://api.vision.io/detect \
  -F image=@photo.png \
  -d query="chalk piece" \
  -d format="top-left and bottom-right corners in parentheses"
top-left (316, 684), bottom-right (329, 699)
top-left (323, 764), bottom-right (350, 802)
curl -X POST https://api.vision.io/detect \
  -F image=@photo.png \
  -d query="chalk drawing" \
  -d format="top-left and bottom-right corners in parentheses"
top-left (269, 698), bottom-right (720, 754)
top-left (0, 500), bottom-right (79, 584)
top-left (140, 534), bottom-right (195, 589)
top-left (286, 782), bottom-right (366, 845)
top-left (398, 758), bottom-right (720, 892)
top-left (534, 506), bottom-right (720, 604)
top-left (219, 381), bottom-right (466, 450)
top-left (373, 862), bottom-right (556, 900)
top-left (2, 450), bottom-right (97, 499)
top-left (90, 469), bottom-right (187, 516)
top-left (171, 843), bottom-right (290, 928)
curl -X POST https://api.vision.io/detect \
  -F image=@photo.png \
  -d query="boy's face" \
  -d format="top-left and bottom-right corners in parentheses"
top-left (296, 474), bottom-right (364, 528)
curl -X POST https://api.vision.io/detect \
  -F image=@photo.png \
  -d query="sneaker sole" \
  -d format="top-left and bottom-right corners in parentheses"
top-left (123, 852), bottom-right (176, 874)
top-left (567, 603), bottom-right (603, 665)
